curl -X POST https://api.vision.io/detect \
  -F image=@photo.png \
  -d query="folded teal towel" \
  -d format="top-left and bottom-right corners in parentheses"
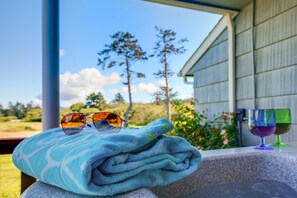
top-left (13, 118), bottom-right (201, 196)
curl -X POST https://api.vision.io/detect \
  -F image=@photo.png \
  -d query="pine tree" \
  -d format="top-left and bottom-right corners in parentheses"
top-left (86, 92), bottom-right (108, 110)
top-left (153, 26), bottom-right (187, 120)
top-left (98, 32), bottom-right (148, 124)
top-left (112, 93), bottom-right (125, 104)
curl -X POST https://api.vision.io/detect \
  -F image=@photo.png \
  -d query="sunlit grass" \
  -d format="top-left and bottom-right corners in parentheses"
top-left (0, 154), bottom-right (20, 198)
top-left (0, 122), bottom-right (42, 132)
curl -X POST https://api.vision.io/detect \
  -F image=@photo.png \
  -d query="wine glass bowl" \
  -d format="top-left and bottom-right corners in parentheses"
top-left (271, 108), bottom-right (291, 147)
top-left (248, 109), bottom-right (276, 150)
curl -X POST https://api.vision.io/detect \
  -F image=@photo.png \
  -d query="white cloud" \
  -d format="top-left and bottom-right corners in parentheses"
top-left (157, 80), bottom-right (166, 86)
top-left (59, 49), bottom-right (65, 57)
top-left (31, 98), bottom-right (42, 108)
top-left (32, 67), bottom-right (122, 107)
top-left (111, 83), bottom-right (158, 95)
top-left (60, 67), bottom-right (121, 105)
top-left (134, 83), bottom-right (158, 94)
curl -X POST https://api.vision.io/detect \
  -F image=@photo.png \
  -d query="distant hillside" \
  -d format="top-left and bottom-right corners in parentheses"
top-left (105, 103), bottom-right (168, 126)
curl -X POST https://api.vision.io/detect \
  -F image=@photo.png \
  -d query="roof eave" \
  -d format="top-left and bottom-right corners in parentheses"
top-left (178, 15), bottom-right (228, 77)
top-left (145, 0), bottom-right (239, 16)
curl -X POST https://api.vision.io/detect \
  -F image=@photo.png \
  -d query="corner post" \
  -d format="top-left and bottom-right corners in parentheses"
top-left (42, 0), bottom-right (60, 130)
top-left (226, 14), bottom-right (235, 113)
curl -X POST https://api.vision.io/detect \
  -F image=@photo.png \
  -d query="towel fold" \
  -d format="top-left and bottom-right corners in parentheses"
top-left (13, 118), bottom-right (201, 196)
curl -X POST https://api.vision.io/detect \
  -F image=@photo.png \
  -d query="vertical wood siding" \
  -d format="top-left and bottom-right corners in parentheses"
top-left (236, 52), bottom-right (253, 77)
top-left (234, 0), bottom-right (297, 145)
top-left (192, 29), bottom-right (229, 118)
top-left (255, 0), bottom-right (297, 25)
top-left (255, 6), bottom-right (297, 49)
top-left (256, 35), bottom-right (297, 72)
top-left (192, 0), bottom-right (297, 145)
top-left (194, 62), bottom-right (228, 87)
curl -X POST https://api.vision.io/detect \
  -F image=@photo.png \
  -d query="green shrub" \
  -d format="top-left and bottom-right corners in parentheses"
top-left (170, 100), bottom-right (238, 150)
top-left (105, 103), bottom-right (166, 126)
top-left (0, 116), bottom-right (18, 122)
top-left (1, 125), bottom-right (36, 132)
top-left (129, 104), bottom-right (166, 126)
top-left (22, 109), bottom-right (42, 122)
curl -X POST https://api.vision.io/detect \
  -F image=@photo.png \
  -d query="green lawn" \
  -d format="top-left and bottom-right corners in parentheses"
top-left (0, 122), bottom-right (42, 132)
top-left (0, 122), bottom-right (39, 197)
top-left (0, 154), bottom-right (20, 198)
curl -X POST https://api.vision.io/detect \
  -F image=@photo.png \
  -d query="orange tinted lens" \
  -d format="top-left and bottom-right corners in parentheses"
top-left (61, 113), bottom-right (86, 135)
top-left (92, 112), bottom-right (122, 127)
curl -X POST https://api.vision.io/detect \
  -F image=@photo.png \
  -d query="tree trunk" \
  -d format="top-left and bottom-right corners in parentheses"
top-left (124, 57), bottom-right (132, 126)
top-left (164, 56), bottom-right (171, 120)
top-left (124, 85), bottom-right (133, 127)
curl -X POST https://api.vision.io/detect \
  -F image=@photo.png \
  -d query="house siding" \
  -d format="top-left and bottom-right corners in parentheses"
top-left (191, 29), bottom-right (229, 118)
top-left (192, 0), bottom-right (297, 146)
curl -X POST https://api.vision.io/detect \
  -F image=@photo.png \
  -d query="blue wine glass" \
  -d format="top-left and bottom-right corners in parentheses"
top-left (248, 109), bottom-right (276, 150)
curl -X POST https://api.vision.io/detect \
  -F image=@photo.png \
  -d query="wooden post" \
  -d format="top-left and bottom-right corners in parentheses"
top-left (21, 173), bottom-right (36, 193)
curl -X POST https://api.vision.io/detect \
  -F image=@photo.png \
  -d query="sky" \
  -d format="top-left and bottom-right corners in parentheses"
top-left (0, 0), bottom-right (221, 108)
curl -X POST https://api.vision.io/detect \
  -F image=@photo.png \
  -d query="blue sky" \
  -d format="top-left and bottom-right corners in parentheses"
top-left (0, 0), bottom-right (221, 108)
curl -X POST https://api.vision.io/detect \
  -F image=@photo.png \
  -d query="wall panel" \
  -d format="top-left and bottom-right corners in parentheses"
top-left (189, 40), bottom-right (228, 73)
top-left (195, 82), bottom-right (229, 103)
top-left (256, 35), bottom-right (297, 73)
top-left (236, 76), bottom-right (254, 100)
top-left (236, 52), bottom-right (253, 78)
top-left (194, 61), bottom-right (228, 87)
top-left (235, 3), bottom-right (252, 34)
top-left (255, 0), bottom-right (297, 25)
top-left (235, 29), bottom-right (252, 56)
top-left (256, 6), bottom-right (297, 49)
top-left (256, 65), bottom-right (297, 97)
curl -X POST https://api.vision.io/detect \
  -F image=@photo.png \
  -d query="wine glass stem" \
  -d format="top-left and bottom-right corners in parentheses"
top-left (276, 135), bottom-right (281, 144)
top-left (261, 137), bottom-right (265, 146)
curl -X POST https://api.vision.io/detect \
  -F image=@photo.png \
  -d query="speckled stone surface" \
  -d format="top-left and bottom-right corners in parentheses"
top-left (151, 143), bottom-right (297, 197)
top-left (22, 143), bottom-right (297, 198)
top-left (21, 182), bottom-right (157, 198)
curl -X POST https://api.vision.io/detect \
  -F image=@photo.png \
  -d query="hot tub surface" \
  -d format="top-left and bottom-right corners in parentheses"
top-left (180, 179), bottom-right (297, 198)
top-left (151, 143), bottom-right (297, 198)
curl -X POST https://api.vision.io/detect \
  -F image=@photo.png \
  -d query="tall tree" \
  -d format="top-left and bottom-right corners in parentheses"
top-left (153, 26), bottom-right (187, 120)
top-left (8, 102), bottom-right (27, 119)
top-left (23, 108), bottom-right (42, 122)
top-left (70, 102), bottom-right (86, 112)
top-left (153, 86), bottom-right (178, 105)
top-left (98, 32), bottom-right (148, 124)
top-left (0, 104), bottom-right (3, 117)
top-left (112, 93), bottom-right (125, 104)
top-left (86, 92), bottom-right (107, 110)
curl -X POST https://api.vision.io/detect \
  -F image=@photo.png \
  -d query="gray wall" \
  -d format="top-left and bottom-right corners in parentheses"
top-left (189, 29), bottom-right (229, 119)
top-left (192, 0), bottom-right (297, 146)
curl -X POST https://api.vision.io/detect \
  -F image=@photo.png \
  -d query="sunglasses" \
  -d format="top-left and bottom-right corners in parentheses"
top-left (61, 112), bottom-right (125, 135)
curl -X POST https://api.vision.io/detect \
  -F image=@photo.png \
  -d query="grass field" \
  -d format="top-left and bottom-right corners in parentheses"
top-left (0, 122), bottom-right (42, 132)
top-left (0, 154), bottom-right (20, 198)
top-left (0, 123), bottom-right (40, 197)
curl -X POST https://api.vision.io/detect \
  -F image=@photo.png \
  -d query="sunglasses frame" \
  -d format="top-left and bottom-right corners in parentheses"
top-left (61, 112), bottom-right (125, 136)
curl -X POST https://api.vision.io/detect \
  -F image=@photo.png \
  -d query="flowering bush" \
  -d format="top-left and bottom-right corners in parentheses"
top-left (170, 100), bottom-right (238, 150)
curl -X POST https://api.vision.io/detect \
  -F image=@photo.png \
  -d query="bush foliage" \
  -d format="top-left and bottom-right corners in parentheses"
top-left (170, 100), bottom-right (238, 150)
top-left (1, 99), bottom-right (239, 151)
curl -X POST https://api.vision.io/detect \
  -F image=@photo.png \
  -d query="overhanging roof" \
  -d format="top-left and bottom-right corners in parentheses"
top-left (175, 0), bottom-right (252, 11)
top-left (145, 0), bottom-right (252, 15)
top-left (145, 0), bottom-right (253, 77)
